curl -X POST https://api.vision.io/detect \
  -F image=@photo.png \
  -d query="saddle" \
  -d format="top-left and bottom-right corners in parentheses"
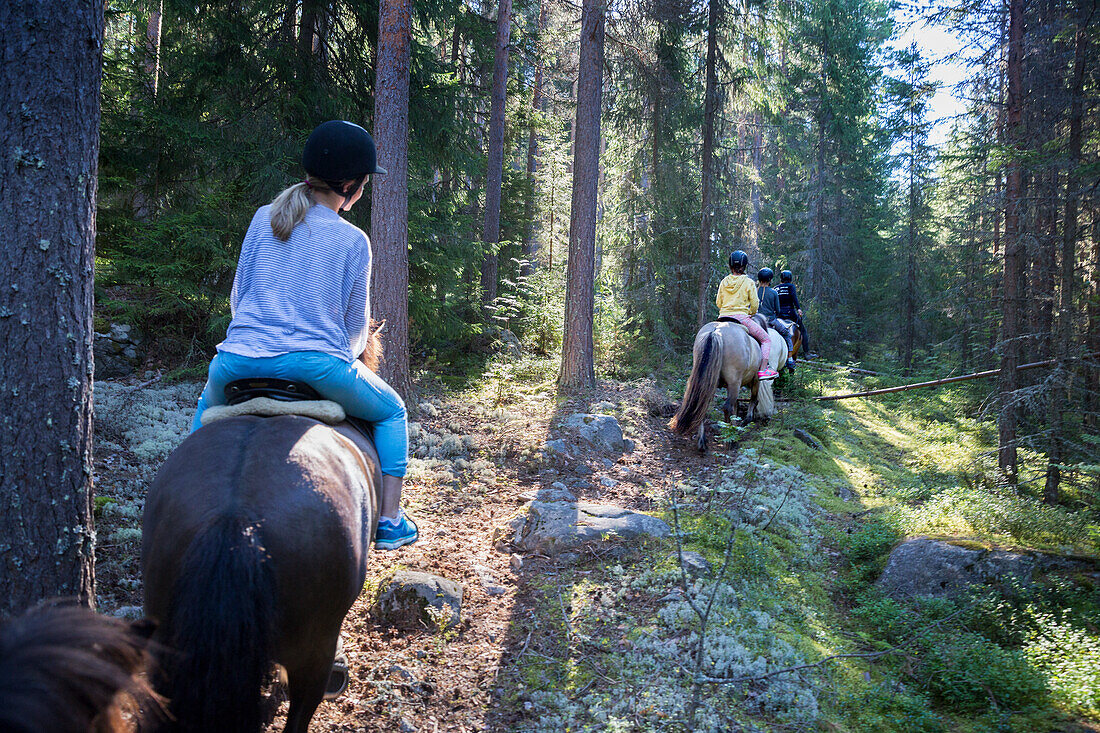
top-left (201, 378), bottom-right (377, 458)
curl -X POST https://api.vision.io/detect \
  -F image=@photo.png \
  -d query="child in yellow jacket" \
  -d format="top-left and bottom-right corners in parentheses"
top-left (716, 250), bottom-right (779, 379)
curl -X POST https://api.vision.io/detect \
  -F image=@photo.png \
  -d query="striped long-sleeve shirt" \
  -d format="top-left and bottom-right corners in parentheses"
top-left (218, 204), bottom-right (372, 363)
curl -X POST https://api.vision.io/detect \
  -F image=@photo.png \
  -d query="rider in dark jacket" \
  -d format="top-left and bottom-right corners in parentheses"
top-left (776, 270), bottom-right (809, 353)
top-left (757, 269), bottom-right (795, 370)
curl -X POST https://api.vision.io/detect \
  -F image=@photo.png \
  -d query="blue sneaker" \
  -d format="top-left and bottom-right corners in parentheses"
top-left (375, 511), bottom-right (419, 550)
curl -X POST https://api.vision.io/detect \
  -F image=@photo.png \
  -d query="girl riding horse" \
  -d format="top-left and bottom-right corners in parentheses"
top-left (191, 120), bottom-right (416, 551)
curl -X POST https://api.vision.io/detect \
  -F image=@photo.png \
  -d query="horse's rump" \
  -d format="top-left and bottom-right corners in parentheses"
top-left (142, 415), bottom-right (380, 732)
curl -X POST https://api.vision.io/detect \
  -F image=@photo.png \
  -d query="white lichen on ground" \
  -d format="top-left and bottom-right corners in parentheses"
top-left (505, 449), bottom-right (830, 731)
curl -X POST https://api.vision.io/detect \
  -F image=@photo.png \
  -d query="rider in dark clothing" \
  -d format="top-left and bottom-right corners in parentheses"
top-left (757, 268), bottom-right (795, 371)
top-left (775, 270), bottom-right (809, 353)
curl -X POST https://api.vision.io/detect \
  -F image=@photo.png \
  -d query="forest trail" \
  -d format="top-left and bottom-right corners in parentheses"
top-left (94, 367), bottom-right (797, 731)
top-left (289, 376), bottom-right (735, 732)
top-left (91, 362), bottom-right (1099, 732)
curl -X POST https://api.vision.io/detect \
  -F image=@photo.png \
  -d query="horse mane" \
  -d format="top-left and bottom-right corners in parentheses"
top-left (360, 319), bottom-right (385, 373)
top-left (0, 602), bottom-right (156, 733)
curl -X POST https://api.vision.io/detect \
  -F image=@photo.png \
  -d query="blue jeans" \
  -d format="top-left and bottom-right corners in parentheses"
top-left (191, 350), bottom-right (408, 477)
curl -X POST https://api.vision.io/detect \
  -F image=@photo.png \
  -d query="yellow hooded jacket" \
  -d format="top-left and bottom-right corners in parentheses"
top-left (716, 273), bottom-right (759, 317)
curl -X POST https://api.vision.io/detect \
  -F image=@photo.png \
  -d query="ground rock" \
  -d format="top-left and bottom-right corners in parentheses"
top-left (495, 328), bottom-right (522, 357)
top-left (877, 538), bottom-right (1037, 600)
top-left (562, 413), bottom-right (626, 454)
top-left (672, 551), bottom-right (713, 576)
top-left (494, 500), bottom-right (670, 556)
top-left (94, 322), bottom-right (144, 379)
top-left (542, 439), bottom-right (573, 459)
top-left (519, 486), bottom-right (578, 503)
top-left (793, 428), bottom-right (824, 451)
top-left (472, 564), bottom-right (507, 596)
top-left (374, 571), bottom-right (463, 629)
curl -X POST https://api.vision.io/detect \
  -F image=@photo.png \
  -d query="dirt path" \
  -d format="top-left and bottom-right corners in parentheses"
top-left (91, 372), bottom-right (759, 732)
top-left (292, 378), bottom-right (733, 732)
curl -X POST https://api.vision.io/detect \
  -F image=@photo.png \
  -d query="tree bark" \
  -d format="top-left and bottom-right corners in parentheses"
top-left (999, 0), bottom-right (1025, 488)
top-left (0, 0), bottom-right (102, 614)
top-left (145, 0), bottom-right (163, 98)
top-left (696, 0), bottom-right (720, 328)
top-left (902, 61), bottom-right (917, 375)
top-left (811, 23), bottom-right (830, 302)
top-left (1045, 1), bottom-right (1089, 502)
top-left (299, 0), bottom-right (319, 61)
top-left (559, 0), bottom-right (605, 389)
top-left (371, 0), bottom-right (413, 399)
top-left (521, 0), bottom-right (548, 277)
top-left (479, 0), bottom-right (513, 309)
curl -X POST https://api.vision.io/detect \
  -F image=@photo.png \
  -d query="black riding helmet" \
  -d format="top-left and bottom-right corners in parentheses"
top-left (728, 250), bottom-right (749, 271)
top-left (758, 267), bottom-right (774, 282)
top-left (780, 270), bottom-right (793, 283)
top-left (302, 120), bottom-right (387, 211)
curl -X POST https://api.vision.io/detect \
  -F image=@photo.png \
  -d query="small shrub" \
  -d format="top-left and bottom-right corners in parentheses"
top-left (916, 631), bottom-right (1048, 713)
top-left (841, 687), bottom-right (945, 733)
top-left (1024, 614), bottom-right (1100, 717)
top-left (851, 592), bottom-right (918, 644)
top-left (844, 516), bottom-right (901, 563)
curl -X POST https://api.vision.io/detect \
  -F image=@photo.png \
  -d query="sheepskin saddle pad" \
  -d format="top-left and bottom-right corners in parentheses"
top-left (200, 397), bottom-right (346, 426)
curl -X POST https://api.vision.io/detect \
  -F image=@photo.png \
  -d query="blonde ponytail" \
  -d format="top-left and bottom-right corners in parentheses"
top-left (269, 180), bottom-right (315, 241)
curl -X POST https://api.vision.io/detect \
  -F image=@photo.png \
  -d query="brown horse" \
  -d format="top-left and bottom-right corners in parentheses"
top-left (0, 602), bottom-right (155, 733)
top-left (782, 318), bottom-right (803, 363)
top-left (670, 319), bottom-right (788, 451)
top-left (142, 415), bottom-right (380, 732)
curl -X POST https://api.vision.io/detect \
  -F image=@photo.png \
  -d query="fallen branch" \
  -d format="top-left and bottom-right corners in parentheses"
top-left (815, 359), bottom-right (1057, 402)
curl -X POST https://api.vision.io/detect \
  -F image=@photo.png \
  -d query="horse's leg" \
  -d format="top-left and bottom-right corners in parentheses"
top-left (282, 644), bottom-right (338, 733)
top-left (720, 389), bottom-right (736, 449)
top-left (696, 420), bottom-right (707, 453)
top-left (746, 383), bottom-right (758, 424)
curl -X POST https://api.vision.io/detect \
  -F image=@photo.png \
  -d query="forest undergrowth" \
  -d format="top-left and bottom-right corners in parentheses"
top-left (90, 353), bottom-right (1100, 732)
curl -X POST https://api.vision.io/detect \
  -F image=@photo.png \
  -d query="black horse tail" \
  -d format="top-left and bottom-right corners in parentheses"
top-left (162, 515), bottom-right (275, 733)
top-left (670, 330), bottom-right (723, 436)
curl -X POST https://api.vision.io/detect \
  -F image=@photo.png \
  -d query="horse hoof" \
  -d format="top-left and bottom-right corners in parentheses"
top-left (324, 649), bottom-right (349, 700)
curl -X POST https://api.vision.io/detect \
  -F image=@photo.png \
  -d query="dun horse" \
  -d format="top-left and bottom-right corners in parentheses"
top-left (0, 602), bottom-right (155, 733)
top-left (670, 318), bottom-right (788, 451)
top-left (142, 408), bottom-right (380, 731)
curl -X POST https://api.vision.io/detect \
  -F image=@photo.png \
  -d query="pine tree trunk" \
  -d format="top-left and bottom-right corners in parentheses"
top-left (902, 87), bottom-right (917, 374)
top-left (696, 0), bottom-right (719, 328)
top-left (1088, 212), bottom-right (1100, 433)
top-left (479, 0), bottom-right (513, 309)
top-left (1046, 3), bottom-right (1088, 502)
top-left (811, 25), bottom-right (829, 303)
top-left (145, 0), bottom-right (163, 97)
top-left (750, 113), bottom-right (763, 253)
top-left (0, 0), bottom-right (102, 614)
top-left (299, 0), bottom-right (319, 62)
top-left (133, 0), bottom-right (164, 221)
top-left (371, 0), bottom-right (413, 399)
top-left (521, 0), bottom-right (548, 277)
top-left (999, 0), bottom-right (1025, 488)
top-left (559, 0), bottom-right (605, 389)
